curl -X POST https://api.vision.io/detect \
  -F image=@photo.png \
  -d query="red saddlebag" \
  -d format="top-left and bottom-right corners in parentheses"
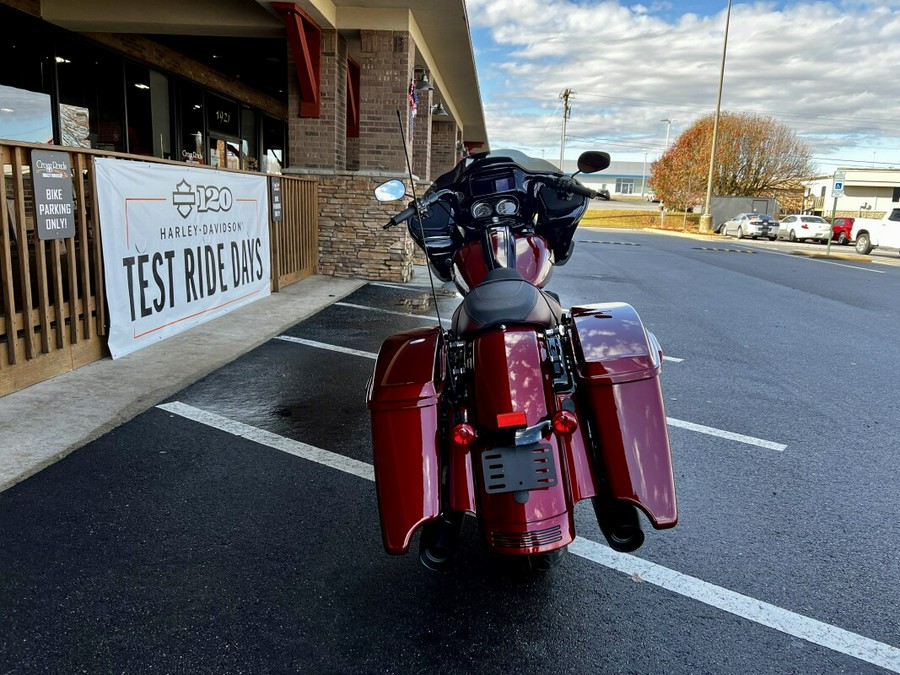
top-left (569, 303), bottom-right (677, 528)
top-left (366, 326), bottom-right (443, 554)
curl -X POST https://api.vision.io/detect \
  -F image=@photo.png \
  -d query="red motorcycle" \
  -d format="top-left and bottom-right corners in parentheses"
top-left (366, 149), bottom-right (677, 571)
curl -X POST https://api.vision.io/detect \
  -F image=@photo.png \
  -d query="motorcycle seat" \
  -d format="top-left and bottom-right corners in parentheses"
top-left (451, 267), bottom-right (562, 338)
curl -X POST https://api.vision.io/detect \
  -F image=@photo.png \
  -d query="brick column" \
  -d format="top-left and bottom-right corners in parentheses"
top-left (357, 30), bottom-right (415, 173)
top-left (287, 29), bottom-right (347, 170)
top-left (430, 119), bottom-right (459, 179)
top-left (412, 87), bottom-right (433, 181)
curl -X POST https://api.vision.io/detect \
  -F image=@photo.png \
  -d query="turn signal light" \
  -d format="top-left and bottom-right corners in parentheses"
top-left (451, 423), bottom-right (476, 447)
top-left (552, 411), bottom-right (578, 435)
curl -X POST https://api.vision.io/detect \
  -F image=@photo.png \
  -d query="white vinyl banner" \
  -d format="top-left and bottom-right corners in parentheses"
top-left (95, 158), bottom-right (271, 359)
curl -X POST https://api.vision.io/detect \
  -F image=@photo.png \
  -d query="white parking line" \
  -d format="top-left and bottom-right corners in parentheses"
top-left (276, 337), bottom-right (774, 450)
top-left (275, 335), bottom-right (377, 360)
top-left (156, 401), bottom-right (900, 674)
top-left (335, 302), bottom-right (443, 323)
top-left (666, 417), bottom-right (787, 452)
top-left (764, 249), bottom-right (886, 274)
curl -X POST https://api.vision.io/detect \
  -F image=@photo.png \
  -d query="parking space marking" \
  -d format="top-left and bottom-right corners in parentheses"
top-left (569, 538), bottom-right (900, 673)
top-left (275, 335), bottom-right (377, 360)
top-left (667, 417), bottom-right (786, 451)
top-left (156, 401), bottom-right (898, 673)
top-left (765, 249), bottom-right (887, 274)
top-left (158, 401), bottom-right (375, 481)
top-left (335, 302), bottom-right (444, 324)
top-left (693, 247), bottom-right (756, 254)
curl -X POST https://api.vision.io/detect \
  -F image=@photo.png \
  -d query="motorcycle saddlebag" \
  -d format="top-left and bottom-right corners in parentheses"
top-left (569, 303), bottom-right (677, 528)
top-left (366, 326), bottom-right (444, 554)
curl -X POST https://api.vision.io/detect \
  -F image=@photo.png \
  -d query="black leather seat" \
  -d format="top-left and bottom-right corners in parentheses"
top-left (451, 268), bottom-right (562, 338)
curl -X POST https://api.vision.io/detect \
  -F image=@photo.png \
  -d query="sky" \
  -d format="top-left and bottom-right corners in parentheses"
top-left (464, 0), bottom-right (900, 176)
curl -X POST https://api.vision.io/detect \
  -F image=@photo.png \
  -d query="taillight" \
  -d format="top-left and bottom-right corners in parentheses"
top-left (451, 423), bottom-right (476, 446)
top-left (552, 411), bottom-right (578, 435)
top-left (496, 411), bottom-right (527, 428)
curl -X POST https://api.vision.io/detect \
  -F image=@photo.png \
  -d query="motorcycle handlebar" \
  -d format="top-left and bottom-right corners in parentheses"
top-left (383, 189), bottom-right (456, 229)
top-left (383, 204), bottom-right (417, 229)
top-left (533, 175), bottom-right (596, 199)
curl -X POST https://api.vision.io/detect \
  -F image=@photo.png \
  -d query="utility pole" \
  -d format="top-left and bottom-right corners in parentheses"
top-left (559, 88), bottom-right (573, 171)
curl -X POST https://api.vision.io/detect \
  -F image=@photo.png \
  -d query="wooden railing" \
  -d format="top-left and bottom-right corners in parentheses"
top-left (1, 141), bottom-right (318, 397)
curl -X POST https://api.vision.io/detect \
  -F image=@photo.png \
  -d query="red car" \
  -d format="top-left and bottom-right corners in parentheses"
top-left (832, 217), bottom-right (854, 244)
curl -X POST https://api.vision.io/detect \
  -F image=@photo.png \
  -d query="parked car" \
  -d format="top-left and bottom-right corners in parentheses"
top-left (720, 212), bottom-right (778, 240)
top-left (778, 214), bottom-right (831, 242)
top-left (832, 216), bottom-right (854, 245)
top-left (594, 188), bottom-right (611, 201)
top-left (851, 206), bottom-right (900, 255)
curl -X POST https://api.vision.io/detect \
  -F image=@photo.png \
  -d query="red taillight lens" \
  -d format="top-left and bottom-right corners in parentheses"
top-left (496, 411), bottom-right (527, 428)
top-left (451, 423), bottom-right (476, 446)
top-left (552, 411), bottom-right (578, 435)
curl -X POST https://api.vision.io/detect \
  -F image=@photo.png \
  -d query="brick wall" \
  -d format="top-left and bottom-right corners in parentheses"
top-left (310, 171), bottom-right (414, 281)
top-left (288, 30), bottom-right (347, 170)
top-left (84, 33), bottom-right (287, 119)
top-left (357, 30), bottom-right (415, 173)
top-left (431, 119), bottom-right (459, 179)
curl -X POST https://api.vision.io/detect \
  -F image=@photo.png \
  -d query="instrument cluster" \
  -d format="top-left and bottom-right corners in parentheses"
top-left (469, 197), bottom-right (519, 220)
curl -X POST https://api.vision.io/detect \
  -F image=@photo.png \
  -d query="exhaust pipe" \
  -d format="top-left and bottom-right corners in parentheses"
top-left (418, 512), bottom-right (464, 571)
top-left (592, 495), bottom-right (645, 553)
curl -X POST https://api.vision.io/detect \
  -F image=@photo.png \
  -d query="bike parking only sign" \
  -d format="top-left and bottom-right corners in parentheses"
top-left (31, 150), bottom-right (76, 240)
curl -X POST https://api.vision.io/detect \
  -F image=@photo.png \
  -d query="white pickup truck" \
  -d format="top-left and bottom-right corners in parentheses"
top-left (852, 205), bottom-right (900, 255)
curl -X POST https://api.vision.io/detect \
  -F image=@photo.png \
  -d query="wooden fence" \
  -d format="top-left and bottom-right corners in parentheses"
top-left (1, 141), bottom-right (317, 397)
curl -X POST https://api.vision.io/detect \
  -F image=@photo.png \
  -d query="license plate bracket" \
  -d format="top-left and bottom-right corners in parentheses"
top-left (480, 443), bottom-right (558, 494)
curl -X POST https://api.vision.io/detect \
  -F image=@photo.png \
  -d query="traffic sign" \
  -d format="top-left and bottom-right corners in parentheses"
top-left (832, 171), bottom-right (845, 198)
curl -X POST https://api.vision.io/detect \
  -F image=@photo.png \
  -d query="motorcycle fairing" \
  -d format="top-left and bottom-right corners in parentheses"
top-left (569, 303), bottom-right (678, 528)
top-left (366, 327), bottom-right (444, 554)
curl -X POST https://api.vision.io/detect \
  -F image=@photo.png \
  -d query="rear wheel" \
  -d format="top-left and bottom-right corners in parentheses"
top-left (838, 232), bottom-right (849, 245)
top-left (736, 226), bottom-right (744, 239)
top-left (526, 546), bottom-right (567, 572)
top-left (855, 232), bottom-right (872, 255)
top-left (769, 235), bottom-right (778, 241)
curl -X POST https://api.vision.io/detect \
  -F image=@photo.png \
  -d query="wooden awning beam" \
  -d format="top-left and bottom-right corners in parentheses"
top-left (272, 2), bottom-right (321, 118)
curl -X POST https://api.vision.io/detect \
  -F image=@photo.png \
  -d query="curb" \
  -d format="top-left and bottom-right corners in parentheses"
top-left (789, 250), bottom-right (871, 262)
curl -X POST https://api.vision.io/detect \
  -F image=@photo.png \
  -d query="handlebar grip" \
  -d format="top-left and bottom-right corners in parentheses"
top-left (384, 205), bottom-right (418, 229)
top-left (568, 182), bottom-right (596, 199)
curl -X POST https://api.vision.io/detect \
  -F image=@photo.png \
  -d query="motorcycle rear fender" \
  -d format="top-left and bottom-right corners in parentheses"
top-left (366, 326), bottom-right (444, 554)
top-left (569, 303), bottom-right (678, 528)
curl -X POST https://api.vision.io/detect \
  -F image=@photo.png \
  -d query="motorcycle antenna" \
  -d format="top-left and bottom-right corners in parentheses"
top-left (395, 109), bottom-right (445, 332)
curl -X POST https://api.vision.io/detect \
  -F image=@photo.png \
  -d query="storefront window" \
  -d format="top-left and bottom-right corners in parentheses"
top-left (262, 115), bottom-right (285, 174)
top-left (178, 82), bottom-right (205, 164)
top-left (125, 63), bottom-right (170, 158)
top-left (0, 7), bottom-right (54, 143)
top-left (56, 39), bottom-right (125, 152)
top-left (242, 106), bottom-right (258, 172)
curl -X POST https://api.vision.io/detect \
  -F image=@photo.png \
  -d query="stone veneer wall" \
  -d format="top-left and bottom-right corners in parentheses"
top-left (309, 171), bottom-right (415, 282)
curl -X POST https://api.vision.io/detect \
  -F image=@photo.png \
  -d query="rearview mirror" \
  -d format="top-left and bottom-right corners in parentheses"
top-left (577, 151), bottom-right (611, 174)
top-left (374, 179), bottom-right (406, 202)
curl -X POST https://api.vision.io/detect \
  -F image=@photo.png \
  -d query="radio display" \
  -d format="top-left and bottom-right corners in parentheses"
top-left (471, 171), bottom-right (516, 197)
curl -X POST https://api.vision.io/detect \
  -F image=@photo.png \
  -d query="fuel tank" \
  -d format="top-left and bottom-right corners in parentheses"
top-left (452, 234), bottom-right (553, 292)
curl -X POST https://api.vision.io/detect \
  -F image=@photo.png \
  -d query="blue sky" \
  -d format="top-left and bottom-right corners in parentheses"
top-left (465, 0), bottom-right (900, 174)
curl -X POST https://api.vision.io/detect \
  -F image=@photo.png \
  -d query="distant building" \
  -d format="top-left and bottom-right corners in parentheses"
top-left (804, 168), bottom-right (900, 217)
top-left (558, 159), bottom-right (651, 196)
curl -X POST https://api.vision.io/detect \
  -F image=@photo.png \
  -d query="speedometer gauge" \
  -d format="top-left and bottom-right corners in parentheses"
top-left (496, 198), bottom-right (518, 216)
top-left (471, 201), bottom-right (493, 219)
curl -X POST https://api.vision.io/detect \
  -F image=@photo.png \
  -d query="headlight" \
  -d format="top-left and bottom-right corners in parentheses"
top-left (496, 198), bottom-right (518, 216)
top-left (471, 201), bottom-right (493, 219)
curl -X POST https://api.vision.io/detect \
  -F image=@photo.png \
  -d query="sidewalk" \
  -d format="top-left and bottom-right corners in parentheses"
top-left (0, 274), bottom-right (366, 492)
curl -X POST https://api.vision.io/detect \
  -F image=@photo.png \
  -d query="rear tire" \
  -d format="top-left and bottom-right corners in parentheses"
top-left (838, 232), bottom-right (849, 245)
top-left (526, 546), bottom-right (567, 572)
top-left (736, 226), bottom-right (744, 239)
top-left (855, 232), bottom-right (872, 255)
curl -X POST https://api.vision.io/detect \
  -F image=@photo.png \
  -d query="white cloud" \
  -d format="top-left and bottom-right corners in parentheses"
top-left (465, 0), bottom-right (900, 171)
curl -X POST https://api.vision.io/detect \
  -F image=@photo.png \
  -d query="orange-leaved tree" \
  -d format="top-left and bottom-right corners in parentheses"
top-left (649, 112), bottom-right (813, 211)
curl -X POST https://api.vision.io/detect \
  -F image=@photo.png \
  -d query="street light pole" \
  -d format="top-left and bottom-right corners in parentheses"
top-left (641, 151), bottom-right (648, 196)
top-left (699, 0), bottom-right (733, 234)
top-left (660, 118), bottom-right (672, 151)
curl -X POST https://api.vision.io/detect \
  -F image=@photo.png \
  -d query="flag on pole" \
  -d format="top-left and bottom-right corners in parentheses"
top-left (408, 81), bottom-right (418, 143)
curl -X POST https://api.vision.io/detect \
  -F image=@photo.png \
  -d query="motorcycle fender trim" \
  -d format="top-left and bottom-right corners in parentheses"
top-left (482, 510), bottom-right (575, 554)
top-left (367, 327), bottom-right (443, 554)
top-left (569, 303), bottom-right (677, 528)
